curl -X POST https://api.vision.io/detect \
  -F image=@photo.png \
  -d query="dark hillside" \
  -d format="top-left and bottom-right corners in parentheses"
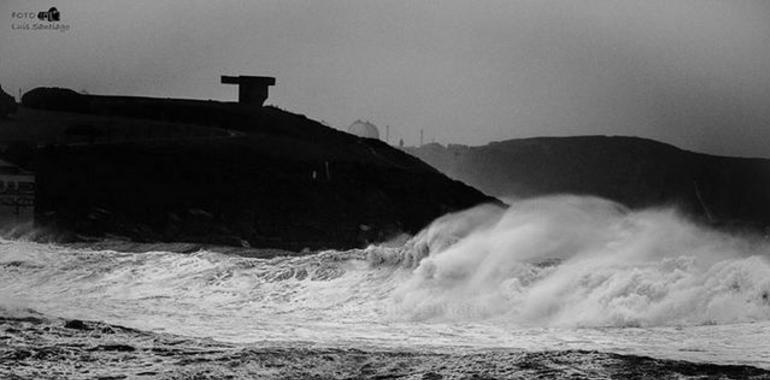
top-left (3, 87), bottom-right (495, 249)
top-left (408, 136), bottom-right (770, 230)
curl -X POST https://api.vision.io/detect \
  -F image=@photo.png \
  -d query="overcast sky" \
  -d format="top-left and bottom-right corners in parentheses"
top-left (2, 0), bottom-right (770, 157)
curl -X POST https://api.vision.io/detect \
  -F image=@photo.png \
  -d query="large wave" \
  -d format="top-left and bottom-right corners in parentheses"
top-left (380, 196), bottom-right (770, 327)
top-left (1, 195), bottom-right (769, 338)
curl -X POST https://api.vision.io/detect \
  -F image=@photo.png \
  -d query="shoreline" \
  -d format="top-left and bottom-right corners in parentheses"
top-left (2, 312), bottom-right (768, 379)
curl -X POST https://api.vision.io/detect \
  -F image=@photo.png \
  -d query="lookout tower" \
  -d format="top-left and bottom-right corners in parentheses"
top-left (221, 75), bottom-right (276, 106)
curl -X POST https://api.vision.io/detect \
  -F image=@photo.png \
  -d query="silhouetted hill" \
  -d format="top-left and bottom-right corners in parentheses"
top-left (407, 136), bottom-right (770, 229)
top-left (1, 87), bottom-right (495, 250)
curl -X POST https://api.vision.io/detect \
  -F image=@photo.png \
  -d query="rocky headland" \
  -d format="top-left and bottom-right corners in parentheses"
top-left (0, 87), bottom-right (495, 250)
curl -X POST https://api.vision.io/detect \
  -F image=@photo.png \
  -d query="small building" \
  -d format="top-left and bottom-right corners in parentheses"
top-left (0, 85), bottom-right (17, 118)
top-left (0, 159), bottom-right (34, 226)
top-left (347, 119), bottom-right (380, 140)
top-left (221, 75), bottom-right (276, 107)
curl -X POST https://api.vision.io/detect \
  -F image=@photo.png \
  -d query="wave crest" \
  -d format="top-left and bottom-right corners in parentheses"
top-left (387, 196), bottom-right (770, 327)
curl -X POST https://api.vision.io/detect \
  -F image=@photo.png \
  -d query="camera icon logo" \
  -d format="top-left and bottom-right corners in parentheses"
top-left (37, 7), bottom-right (60, 22)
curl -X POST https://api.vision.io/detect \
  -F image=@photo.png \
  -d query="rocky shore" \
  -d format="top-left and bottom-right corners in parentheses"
top-left (2, 311), bottom-right (767, 380)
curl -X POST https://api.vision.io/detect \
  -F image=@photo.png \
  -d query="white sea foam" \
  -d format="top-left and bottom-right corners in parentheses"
top-left (1, 196), bottom-right (769, 367)
top-left (389, 196), bottom-right (770, 326)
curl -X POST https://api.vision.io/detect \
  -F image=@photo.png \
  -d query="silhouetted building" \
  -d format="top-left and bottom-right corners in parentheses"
top-left (0, 159), bottom-right (34, 226)
top-left (0, 85), bottom-right (17, 118)
top-left (347, 119), bottom-right (380, 139)
top-left (221, 75), bottom-right (276, 106)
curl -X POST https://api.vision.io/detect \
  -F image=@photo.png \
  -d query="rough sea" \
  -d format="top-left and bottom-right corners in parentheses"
top-left (2, 196), bottom-right (769, 379)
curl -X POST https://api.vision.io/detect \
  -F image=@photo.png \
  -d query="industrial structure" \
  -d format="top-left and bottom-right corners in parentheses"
top-left (347, 120), bottom-right (380, 140)
top-left (0, 159), bottom-right (34, 226)
top-left (221, 75), bottom-right (276, 106)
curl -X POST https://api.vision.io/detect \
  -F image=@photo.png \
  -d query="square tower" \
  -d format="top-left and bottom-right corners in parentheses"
top-left (221, 75), bottom-right (276, 106)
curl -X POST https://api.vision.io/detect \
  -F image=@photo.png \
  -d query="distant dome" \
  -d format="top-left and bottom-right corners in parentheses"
top-left (347, 120), bottom-right (380, 140)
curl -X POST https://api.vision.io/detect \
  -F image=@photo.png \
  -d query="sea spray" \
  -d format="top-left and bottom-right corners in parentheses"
top-left (1, 196), bottom-right (770, 365)
top-left (388, 196), bottom-right (770, 327)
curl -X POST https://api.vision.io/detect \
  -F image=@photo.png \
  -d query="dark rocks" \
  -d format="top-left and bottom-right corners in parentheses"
top-left (91, 344), bottom-right (136, 352)
top-left (2, 349), bottom-right (32, 361)
top-left (64, 319), bottom-right (90, 330)
top-left (2, 313), bottom-right (769, 380)
top-left (0, 315), bottom-right (44, 325)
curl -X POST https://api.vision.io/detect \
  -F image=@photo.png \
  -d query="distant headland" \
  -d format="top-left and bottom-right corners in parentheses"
top-left (407, 137), bottom-right (770, 233)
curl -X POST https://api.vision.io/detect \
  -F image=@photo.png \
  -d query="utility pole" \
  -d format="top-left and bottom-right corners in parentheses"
top-left (386, 125), bottom-right (390, 144)
top-left (420, 129), bottom-right (424, 146)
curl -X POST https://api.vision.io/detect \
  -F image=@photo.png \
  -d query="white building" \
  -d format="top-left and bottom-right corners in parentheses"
top-left (347, 120), bottom-right (380, 140)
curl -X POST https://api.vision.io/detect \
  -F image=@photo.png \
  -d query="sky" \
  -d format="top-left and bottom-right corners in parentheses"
top-left (1, 0), bottom-right (770, 157)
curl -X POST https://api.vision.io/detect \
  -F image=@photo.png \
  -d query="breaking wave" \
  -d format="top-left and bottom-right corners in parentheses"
top-left (1, 195), bottom-right (769, 342)
top-left (379, 196), bottom-right (770, 327)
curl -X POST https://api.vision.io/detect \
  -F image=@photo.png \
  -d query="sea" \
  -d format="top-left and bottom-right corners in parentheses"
top-left (2, 196), bottom-right (769, 379)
